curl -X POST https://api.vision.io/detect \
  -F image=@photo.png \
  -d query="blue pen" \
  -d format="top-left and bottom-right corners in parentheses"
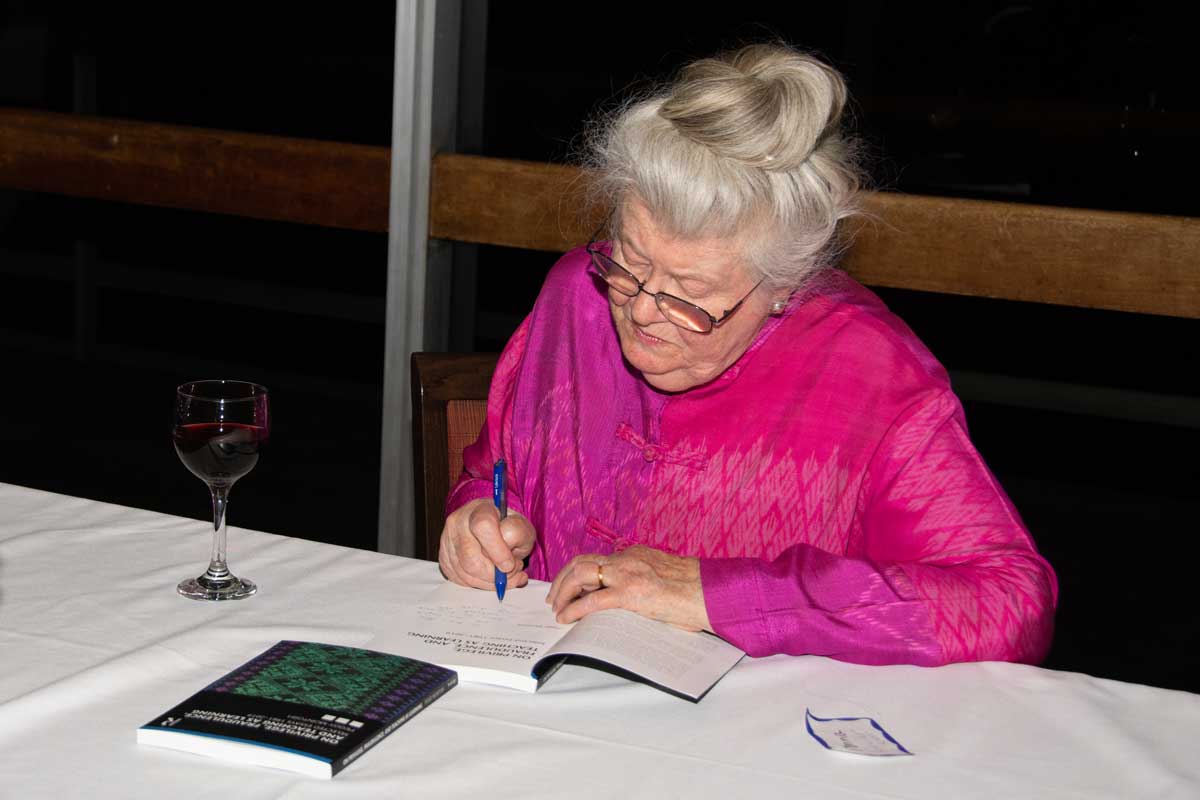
top-left (492, 459), bottom-right (508, 602)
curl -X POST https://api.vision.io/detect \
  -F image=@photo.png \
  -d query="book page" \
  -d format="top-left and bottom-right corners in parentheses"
top-left (544, 609), bottom-right (744, 700)
top-left (392, 581), bottom-right (572, 691)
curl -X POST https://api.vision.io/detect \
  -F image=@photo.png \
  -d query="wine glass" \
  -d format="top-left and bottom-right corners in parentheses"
top-left (172, 380), bottom-right (270, 600)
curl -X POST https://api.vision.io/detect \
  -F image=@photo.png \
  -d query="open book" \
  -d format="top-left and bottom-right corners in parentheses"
top-left (392, 580), bottom-right (744, 701)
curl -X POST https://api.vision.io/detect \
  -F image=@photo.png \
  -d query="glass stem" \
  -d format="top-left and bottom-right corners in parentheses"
top-left (202, 484), bottom-right (232, 586)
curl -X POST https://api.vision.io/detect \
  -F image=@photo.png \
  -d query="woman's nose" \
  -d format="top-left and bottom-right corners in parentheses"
top-left (628, 288), bottom-right (663, 326)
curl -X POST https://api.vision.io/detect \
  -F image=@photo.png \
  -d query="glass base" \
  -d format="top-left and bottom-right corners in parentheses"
top-left (177, 574), bottom-right (257, 601)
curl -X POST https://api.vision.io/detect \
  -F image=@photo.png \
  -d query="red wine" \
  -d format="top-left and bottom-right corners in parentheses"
top-left (173, 422), bottom-right (267, 486)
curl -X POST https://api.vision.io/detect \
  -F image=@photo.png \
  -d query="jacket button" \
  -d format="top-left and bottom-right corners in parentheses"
top-left (643, 447), bottom-right (658, 461)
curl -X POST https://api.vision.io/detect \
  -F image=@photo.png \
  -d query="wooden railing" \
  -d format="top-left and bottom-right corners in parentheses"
top-left (5, 108), bottom-right (1198, 320)
top-left (0, 108), bottom-right (389, 232)
top-left (430, 153), bottom-right (1200, 320)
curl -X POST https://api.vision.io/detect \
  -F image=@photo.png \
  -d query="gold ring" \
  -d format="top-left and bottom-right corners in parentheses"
top-left (597, 564), bottom-right (606, 588)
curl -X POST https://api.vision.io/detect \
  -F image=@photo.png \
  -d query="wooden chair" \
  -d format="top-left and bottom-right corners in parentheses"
top-left (410, 351), bottom-right (500, 562)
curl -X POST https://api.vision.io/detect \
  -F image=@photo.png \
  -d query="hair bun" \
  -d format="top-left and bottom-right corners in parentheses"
top-left (659, 44), bottom-right (848, 172)
top-left (581, 42), bottom-right (864, 290)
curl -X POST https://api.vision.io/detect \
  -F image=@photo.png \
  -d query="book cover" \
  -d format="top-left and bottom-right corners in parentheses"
top-left (137, 640), bottom-right (457, 778)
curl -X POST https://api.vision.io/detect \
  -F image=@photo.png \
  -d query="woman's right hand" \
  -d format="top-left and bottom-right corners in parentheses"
top-left (438, 497), bottom-right (536, 590)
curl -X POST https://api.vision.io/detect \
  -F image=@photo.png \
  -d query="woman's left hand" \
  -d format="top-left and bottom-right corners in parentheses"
top-left (546, 545), bottom-right (711, 632)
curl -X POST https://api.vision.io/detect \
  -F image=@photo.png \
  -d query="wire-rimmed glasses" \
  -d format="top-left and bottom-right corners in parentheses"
top-left (586, 238), bottom-right (762, 334)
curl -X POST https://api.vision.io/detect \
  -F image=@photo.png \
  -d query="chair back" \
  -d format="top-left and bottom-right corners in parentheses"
top-left (411, 352), bottom-right (499, 561)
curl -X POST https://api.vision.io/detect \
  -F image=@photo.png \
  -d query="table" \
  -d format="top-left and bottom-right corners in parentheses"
top-left (1, 482), bottom-right (1197, 799)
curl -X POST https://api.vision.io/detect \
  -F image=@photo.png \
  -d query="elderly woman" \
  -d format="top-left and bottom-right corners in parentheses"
top-left (439, 44), bottom-right (1057, 666)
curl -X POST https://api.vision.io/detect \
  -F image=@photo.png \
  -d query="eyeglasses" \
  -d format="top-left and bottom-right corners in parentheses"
top-left (586, 237), bottom-right (763, 334)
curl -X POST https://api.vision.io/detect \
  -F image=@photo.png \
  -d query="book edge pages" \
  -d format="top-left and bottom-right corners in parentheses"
top-left (439, 662), bottom-right (539, 692)
top-left (137, 726), bottom-right (332, 779)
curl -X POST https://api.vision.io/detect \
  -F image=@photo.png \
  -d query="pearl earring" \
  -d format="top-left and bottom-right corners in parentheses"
top-left (770, 300), bottom-right (787, 314)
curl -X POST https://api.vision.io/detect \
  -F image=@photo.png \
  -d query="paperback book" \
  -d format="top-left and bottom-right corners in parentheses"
top-left (137, 640), bottom-right (457, 778)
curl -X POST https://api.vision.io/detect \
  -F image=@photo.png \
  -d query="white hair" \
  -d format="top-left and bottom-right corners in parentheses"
top-left (582, 43), bottom-right (865, 291)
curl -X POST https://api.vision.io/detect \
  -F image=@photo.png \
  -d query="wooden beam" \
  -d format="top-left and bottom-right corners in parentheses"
top-left (429, 153), bottom-right (1200, 320)
top-left (0, 107), bottom-right (390, 232)
top-left (3, 112), bottom-right (1196, 319)
top-left (842, 194), bottom-right (1200, 319)
top-left (430, 153), bottom-right (600, 251)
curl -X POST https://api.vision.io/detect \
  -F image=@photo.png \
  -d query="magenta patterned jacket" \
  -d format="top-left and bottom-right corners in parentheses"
top-left (447, 247), bottom-right (1058, 666)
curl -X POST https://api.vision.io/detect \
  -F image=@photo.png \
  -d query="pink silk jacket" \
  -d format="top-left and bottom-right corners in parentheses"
top-left (448, 247), bottom-right (1058, 666)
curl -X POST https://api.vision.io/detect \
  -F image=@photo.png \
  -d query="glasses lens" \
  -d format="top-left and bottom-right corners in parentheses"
top-left (657, 295), bottom-right (712, 333)
top-left (592, 251), bottom-right (640, 296)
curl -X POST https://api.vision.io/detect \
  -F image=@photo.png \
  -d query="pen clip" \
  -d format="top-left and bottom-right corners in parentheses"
top-left (492, 458), bottom-right (508, 520)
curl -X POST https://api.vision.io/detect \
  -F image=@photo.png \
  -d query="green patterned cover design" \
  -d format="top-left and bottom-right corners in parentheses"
top-left (207, 640), bottom-right (453, 722)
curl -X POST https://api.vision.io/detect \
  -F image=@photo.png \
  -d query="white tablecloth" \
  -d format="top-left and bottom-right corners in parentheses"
top-left (1, 482), bottom-right (1197, 799)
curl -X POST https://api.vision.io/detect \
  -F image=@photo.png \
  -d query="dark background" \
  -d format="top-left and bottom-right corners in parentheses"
top-left (1, 3), bottom-right (1196, 692)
